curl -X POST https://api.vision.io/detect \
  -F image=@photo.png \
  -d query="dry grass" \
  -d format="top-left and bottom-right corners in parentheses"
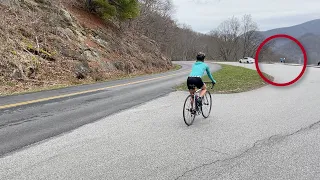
top-left (0, 62), bottom-right (180, 96)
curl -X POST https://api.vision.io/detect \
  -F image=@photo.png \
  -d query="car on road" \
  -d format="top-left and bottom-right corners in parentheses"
top-left (318, 61), bottom-right (320, 66)
top-left (239, 57), bottom-right (255, 63)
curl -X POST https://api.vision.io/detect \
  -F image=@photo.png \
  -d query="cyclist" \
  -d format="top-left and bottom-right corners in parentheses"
top-left (187, 52), bottom-right (216, 110)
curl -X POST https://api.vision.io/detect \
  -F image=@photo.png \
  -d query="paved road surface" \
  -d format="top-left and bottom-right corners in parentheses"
top-left (1, 62), bottom-right (319, 179)
top-left (0, 61), bottom-right (220, 156)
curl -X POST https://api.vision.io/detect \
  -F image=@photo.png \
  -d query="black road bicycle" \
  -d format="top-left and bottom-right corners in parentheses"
top-left (183, 82), bottom-right (215, 126)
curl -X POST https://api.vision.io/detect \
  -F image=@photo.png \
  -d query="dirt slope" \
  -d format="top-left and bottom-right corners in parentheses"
top-left (0, 0), bottom-right (172, 95)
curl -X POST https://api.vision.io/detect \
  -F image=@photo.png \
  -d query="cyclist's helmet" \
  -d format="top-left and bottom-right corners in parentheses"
top-left (196, 52), bottom-right (206, 61)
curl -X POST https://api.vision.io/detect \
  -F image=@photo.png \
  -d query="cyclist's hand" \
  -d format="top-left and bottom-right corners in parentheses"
top-left (211, 81), bottom-right (216, 88)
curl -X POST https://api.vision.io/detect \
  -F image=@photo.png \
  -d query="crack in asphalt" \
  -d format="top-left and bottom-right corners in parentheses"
top-left (202, 147), bottom-right (229, 156)
top-left (0, 99), bottom-right (95, 130)
top-left (174, 139), bottom-right (264, 180)
top-left (0, 113), bottom-right (51, 129)
top-left (175, 119), bottom-right (320, 179)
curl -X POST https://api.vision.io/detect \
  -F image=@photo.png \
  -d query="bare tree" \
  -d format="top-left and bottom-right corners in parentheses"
top-left (131, 0), bottom-right (178, 56)
top-left (240, 14), bottom-right (259, 58)
top-left (210, 16), bottom-right (241, 61)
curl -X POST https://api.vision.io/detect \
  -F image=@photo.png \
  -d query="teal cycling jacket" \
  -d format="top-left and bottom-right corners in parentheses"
top-left (189, 61), bottom-right (216, 83)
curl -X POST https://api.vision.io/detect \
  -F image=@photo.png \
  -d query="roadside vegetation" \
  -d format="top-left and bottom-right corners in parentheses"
top-left (176, 64), bottom-right (274, 94)
top-left (172, 64), bottom-right (182, 71)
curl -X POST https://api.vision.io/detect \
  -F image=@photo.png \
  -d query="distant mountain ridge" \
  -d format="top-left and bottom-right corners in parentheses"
top-left (258, 19), bottom-right (320, 64)
top-left (273, 33), bottom-right (320, 64)
top-left (259, 19), bottom-right (320, 40)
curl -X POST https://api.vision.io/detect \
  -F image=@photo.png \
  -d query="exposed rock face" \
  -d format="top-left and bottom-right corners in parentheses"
top-left (0, 0), bottom-right (172, 95)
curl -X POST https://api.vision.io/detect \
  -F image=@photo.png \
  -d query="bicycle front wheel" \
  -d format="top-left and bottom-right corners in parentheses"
top-left (183, 95), bottom-right (196, 126)
top-left (201, 91), bottom-right (212, 118)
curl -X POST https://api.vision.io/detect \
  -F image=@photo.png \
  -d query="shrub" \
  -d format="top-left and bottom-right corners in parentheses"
top-left (86, 0), bottom-right (140, 21)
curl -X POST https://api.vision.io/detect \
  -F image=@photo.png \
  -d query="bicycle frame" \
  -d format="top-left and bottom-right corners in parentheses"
top-left (190, 82), bottom-right (214, 114)
top-left (183, 81), bottom-right (215, 126)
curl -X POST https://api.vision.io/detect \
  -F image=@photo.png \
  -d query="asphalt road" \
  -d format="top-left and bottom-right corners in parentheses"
top-left (0, 61), bottom-right (221, 157)
top-left (1, 62), bottom-right (320, 180)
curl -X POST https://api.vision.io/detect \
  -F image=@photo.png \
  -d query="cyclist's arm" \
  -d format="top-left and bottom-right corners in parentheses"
top-left (206, 65), bottom-right (216, 83)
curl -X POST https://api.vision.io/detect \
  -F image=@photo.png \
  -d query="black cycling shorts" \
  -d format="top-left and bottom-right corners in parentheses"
top-left (187, 77), bottom-right (204, 90)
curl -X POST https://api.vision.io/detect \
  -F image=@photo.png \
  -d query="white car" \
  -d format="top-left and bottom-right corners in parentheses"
top-left (239, 57), bottom-right (255, 63)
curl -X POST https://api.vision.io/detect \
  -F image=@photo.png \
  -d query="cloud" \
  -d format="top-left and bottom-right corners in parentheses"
top-left (171, 0), bottom-right (320, 33)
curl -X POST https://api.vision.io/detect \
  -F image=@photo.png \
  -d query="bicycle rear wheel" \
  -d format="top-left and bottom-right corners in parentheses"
top-left (183, 95), bottom-right (196, 126)
top-left (201, 91), bottom-right (212, 118)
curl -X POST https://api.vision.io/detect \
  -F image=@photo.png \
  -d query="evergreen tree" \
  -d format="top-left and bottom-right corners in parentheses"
top-left (86, 0), bottom-right (140, 21)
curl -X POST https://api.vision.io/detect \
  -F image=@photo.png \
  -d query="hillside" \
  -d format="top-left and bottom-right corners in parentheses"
top-left (274, 33), bottom-right (320, 64)
top-left (258, 19), bottom-right (320, 49)
top-left (0, 0), bottom-right (172, 95)
top-left (255, 19), bottom-right (320, 64)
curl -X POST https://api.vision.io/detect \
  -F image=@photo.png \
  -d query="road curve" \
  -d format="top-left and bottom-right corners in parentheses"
top-left (0, 61), bottom-right (221, 156)
top-left (0, 62), bottom-right (319, 179)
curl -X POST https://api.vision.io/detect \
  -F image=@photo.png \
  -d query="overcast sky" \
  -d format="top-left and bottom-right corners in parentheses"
top-left (171, 0), bottom-right (320, 33)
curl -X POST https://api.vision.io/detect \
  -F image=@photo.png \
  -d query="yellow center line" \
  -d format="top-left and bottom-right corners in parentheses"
top-left (0, 70), bottom-right (188, 110)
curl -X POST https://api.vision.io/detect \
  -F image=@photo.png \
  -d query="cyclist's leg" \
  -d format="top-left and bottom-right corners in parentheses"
top-left (189, 88), bottom-right (195, 108)
top-left (199, 83), bottom-right (207, 97)
top-left (195, 78), bottom-right (206, 98)
top-left (187, 77), bottom-right (196, 110)
top-left (187, 77), bottom-right (196, 95)
top-left (189, 88), bottom-right (195, 95)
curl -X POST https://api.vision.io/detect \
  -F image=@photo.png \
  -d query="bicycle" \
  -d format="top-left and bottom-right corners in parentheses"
top-left (183, 82), bottom-right (215, 126)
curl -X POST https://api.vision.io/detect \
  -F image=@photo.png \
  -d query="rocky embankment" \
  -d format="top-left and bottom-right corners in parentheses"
top-left (0, 0), bottom-right (172, 95)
